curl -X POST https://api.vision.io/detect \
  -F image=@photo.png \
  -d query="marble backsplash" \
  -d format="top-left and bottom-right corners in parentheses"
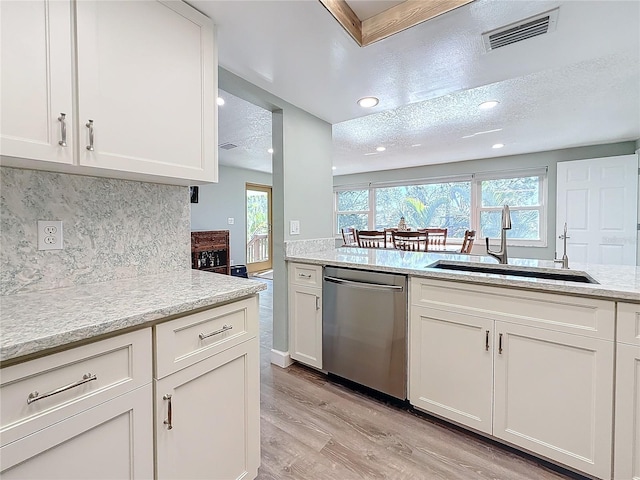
top-left (1, 167), bottom-right (191, 295)
top-left (285, 238), bottom-right (335, 257)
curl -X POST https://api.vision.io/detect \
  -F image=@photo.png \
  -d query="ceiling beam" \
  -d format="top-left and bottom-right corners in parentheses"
top-left (362, 0), bottom-right (475, 46)
top-left (320, 0), bottom-right (475, 47)
top-left (318, 0), bottom-right (363, 46)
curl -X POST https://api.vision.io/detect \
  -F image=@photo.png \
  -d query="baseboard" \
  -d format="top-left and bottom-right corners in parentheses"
top-left (270, 349), bottom-right (293, 368)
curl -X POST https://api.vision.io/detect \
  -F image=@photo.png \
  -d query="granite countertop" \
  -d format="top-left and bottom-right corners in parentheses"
top-left (286, 247), bottom-right (640, 303)
top-left (0, 269), bottom-right (267, 363)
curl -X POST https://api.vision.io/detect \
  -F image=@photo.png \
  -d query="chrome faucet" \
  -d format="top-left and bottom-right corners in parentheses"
top-left (554, 222), bottom-right (570, 269)
top-left (486, 205), bottom-right (512, 264)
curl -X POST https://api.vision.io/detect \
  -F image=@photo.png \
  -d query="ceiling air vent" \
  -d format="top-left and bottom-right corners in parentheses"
top-left (219, 143), bottom-right (238, 150)
top-left (482, 8), bottom-right (558, 52)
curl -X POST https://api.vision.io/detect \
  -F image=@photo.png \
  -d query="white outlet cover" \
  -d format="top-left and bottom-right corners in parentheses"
top-left (38, 220), bottom-right (63, 250)
top-left (290, 220), bottom-right (300, 235)
top-left (227, 217), bottom-right (235, 225)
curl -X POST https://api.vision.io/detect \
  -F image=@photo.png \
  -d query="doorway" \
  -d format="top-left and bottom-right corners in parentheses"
top-left (246, 183), bottom-right (272, 273)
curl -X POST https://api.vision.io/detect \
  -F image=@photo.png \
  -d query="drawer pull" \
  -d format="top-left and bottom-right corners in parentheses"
top-left (163, 394), bottom-right (173, 430)
top-left (27, 373), bottom-right (97, 405)
top-left (298, 273), bottom-right (312, 279)
top-left (199, 324), bottom-right (233, 340)
top-left (57, 113), bottom-right (67, 147)
top-left (499, 333), bottom-right (503, 354)
top-left (485, 330), bottom-right (490, 351)
top-left (86, 119), bottom-right (94, 151)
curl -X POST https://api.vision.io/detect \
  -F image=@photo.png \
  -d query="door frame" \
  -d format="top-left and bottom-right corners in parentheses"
top-left (245, 183), bottom-right (272, 273)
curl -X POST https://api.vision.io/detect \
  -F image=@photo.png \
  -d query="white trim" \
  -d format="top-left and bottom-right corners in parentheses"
top-left (270, 349), bottom-right (293, 368)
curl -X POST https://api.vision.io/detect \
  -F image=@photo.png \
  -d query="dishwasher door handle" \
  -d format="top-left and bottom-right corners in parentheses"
top-left (323, 275), bottom-right (404, 291)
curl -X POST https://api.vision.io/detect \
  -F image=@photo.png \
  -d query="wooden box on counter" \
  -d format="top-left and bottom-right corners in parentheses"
top-left (191, 230), bottom-right (230, 275)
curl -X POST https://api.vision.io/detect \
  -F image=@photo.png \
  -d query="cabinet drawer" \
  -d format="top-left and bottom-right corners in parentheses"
top-left (289, 263), bottom-right (323, 287)
top-left (410, 278), bottom-right (615, 340)
top-left (0, 328), bottom-right (151, 447)
top-left (155, 296), bottom-right (258, 379)
top-left (617, 302), bottom-right (640, 346)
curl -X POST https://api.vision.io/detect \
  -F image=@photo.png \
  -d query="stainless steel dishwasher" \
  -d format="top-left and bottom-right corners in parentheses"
top-left (322, 266), bottom-right (407, 400)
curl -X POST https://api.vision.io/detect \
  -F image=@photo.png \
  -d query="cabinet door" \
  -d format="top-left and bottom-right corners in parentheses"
top-left (614, 342), bottom-right (640, 480)
top-left (493, 322), bottom-right (614, 480)
top-left (0, 384), bottom-right (153, 479)
top-left (0, 0), bottom-right (74, 165)
top-left (75, 0), bottom-right (216, 182)
top-left (409, 306), bottom-right (493, 434)
top-left (155, 339), bottom-right (260, 480)
top-left (288, 285), bottom-right (323, 369)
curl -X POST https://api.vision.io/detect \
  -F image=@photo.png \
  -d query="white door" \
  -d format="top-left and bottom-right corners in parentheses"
top-left (155, 340), bottom-right (260, 480)
top-left (288, 285), bottom-right (323, 369)
top-left (556, 154), bottom-right (638, 265)
top-left (0, 0), bottom-right (74, 165)
top-left (409, 307), bottom-right (493, 434)
top-left (493, 322), bottom-right (614, 480)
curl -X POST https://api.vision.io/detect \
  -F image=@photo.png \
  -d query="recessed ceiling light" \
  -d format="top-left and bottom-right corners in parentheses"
top-left (332, 166), bottom-right (337, 170)
top-left (479, 100), bottom-right (499, 110)
top-left (267, 148), bottom-right (274, 154)
top-left (358, 97), bottom-right (379, 108)
top-left (376, 146), bottom-right (386, 152)
top-left (411, 144), bottom-right (421, 147)
top-left (364, 152), bottom-right (377, 156)
top-left (492, 143), bottom-right (505, 149)
top-left (217, 97), bottom-right (225, 106)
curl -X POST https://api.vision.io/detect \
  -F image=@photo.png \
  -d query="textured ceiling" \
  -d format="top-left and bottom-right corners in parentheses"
top-left (196, 0), bottom-right (640, 175)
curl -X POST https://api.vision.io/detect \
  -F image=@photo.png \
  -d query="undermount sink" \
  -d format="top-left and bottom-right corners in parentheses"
top-left (427, 260), bottom-right (599, 284)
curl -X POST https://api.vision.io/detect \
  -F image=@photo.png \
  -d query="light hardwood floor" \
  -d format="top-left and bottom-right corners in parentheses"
top-left (255, 279), bottom-right (586, 480)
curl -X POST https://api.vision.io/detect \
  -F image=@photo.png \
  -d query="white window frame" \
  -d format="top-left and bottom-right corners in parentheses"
top-left (473, 168), bottom-right (548, 247)
top-left (334, 186), bottom-right (373, 236)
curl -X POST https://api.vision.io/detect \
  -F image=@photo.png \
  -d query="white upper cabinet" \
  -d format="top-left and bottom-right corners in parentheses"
top-left (0, 0), bottom-right (217, 185)
top-left (0, 0), bottom-right (74, 165)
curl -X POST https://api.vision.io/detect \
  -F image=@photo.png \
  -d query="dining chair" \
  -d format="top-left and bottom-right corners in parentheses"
top-left (419, 228), bottom-right (448, 249)
top-left (341, 227), bottom-right (358, 246)
top-left (356, 230), bottom-right (386, 248)
top-left (384, 228), bottom-right (397, 248)
top-left (392, 230), bottom-right (427, 251)
top-left (460, 229), bottom-right (476, 254)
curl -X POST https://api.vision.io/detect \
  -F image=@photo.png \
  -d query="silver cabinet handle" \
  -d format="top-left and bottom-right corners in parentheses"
top-left (199, 324), bottom-right (233, 340)
top-left (85, 119), bottom-right (94, 151)
top-left (298, 273), bottom-right (312, 279)
top-left (163, 394), bottom-right (173, 430)
top-left (27, 373), bottom-right (97, 405)
top-left (315, 295), bottom-right (320, 310)
top-left (323, 275), bottom-right (404, 291)
top-left (485, 330), bottom-right (490, 351)
top-left (57, 113), bottom-right (67, 146)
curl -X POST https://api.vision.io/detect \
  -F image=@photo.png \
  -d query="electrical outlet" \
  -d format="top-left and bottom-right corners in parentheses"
top-left (290, 220), bottom-right (300, 235)
top-left (38, 221), bottom-right (63, 250)
top-left (227, 217), bottom-right (234, 225)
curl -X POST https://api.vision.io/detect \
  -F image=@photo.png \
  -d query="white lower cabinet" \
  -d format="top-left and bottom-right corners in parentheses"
top-left (288, 263), bottom-right (323, 369)
top-left (0, 329), bottom-right (153, 478)
top-left (155, 339), bottom-right (260, 480)
top-left (614, 303), bottom-right (640, 480)
top-left (1, 384), bottom-right (153, 479)
top-left (409, 278), bottom-right (615, 480)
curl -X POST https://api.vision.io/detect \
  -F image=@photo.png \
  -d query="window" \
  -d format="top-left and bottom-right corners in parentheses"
top-left (474, 170), bottom-right (547, 246)
top-left (334, 168), bottom-right (547, 246)
top-left (375, 181), bottom-right (471, 238)
top-left (335, 189), bottom-right (370, 232)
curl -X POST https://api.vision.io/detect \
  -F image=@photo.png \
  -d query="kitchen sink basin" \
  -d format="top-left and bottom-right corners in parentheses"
top-left (427, 260), bottom-right (599, 284)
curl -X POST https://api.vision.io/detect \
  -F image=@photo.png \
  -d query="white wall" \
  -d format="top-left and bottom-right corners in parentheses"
top-left (334, 141), bottom-right (637, 260)
top-left (190, 166), bottom-right (272, 266)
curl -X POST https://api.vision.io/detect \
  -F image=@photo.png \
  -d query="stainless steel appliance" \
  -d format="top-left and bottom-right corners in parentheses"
top-left (322, 266), bottom-right (407, 400)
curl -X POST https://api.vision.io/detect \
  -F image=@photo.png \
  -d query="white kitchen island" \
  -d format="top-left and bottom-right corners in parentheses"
top-left (286, 247), bottom-right (640, 480)
top-left (0, 270), bottom-right (266, 479)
